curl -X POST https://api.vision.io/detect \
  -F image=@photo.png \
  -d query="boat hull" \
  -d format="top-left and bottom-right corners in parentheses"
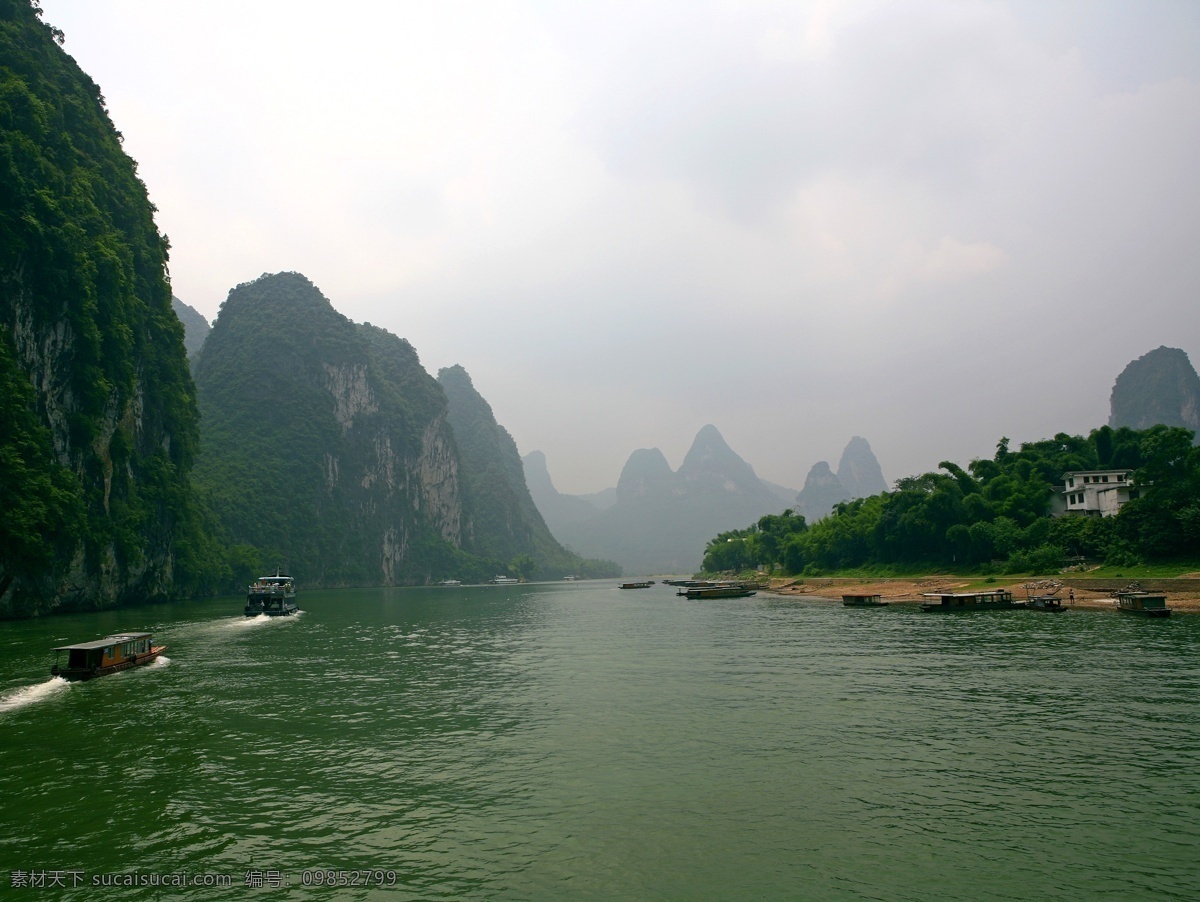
top-left (1117, 607), bottom-right (1171, 617)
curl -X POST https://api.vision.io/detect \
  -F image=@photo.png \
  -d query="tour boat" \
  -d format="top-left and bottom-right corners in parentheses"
top-left (619, 581), bottom-right (654, 589)
top-left (920, 589), bottom-right (1025, 612)
top-left (1115, 592), bottom-right (1171, 617)
top-left (490, 576), bottom-right (520, 585)
top-left (842, 594), bottom-right (888, 607)
top-left (246, 572), bottom-right (297, 616)
top-left (51, 632), bottom-right (166, 681)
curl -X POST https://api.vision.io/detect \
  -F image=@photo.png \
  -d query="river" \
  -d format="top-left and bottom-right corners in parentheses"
top-left (2, 581), bottom-right (1198, 899)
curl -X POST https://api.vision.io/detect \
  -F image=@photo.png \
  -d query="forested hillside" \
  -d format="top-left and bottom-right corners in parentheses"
top-left (193, 273), bottom-right (477, 586)
top-left (438, 365), bottom-right (618, 578)
top-left (0, 0), bottom-right (219, 615)
top-left (704, 426), bottom-right (1200, 575)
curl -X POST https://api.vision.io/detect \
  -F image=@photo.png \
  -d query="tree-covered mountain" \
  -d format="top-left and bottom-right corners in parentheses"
top-left (0, 0), bottom-right (217, 616)
top-left (438, 365), bottom-right (617, 578)
top-left (192, 272), bottom-right (480, 586)
top-left (548, 425), bottom-right (787, 574)
top-left (1109, 346), bottom-right (1200, 439)
top-left (171, 296), bottom-right (210, 358)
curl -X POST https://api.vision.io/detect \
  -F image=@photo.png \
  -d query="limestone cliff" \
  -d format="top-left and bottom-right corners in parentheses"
top-left (1109, 346), bottom-right (1200, 439)
top-left (438, 365), bottom-right (589, 576)
top-left (192, 273), bottom-right (466, 586)
top-left (1, 0), bottom-right (204, 616)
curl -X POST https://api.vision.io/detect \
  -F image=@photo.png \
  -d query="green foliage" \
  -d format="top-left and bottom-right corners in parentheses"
top-left (704, 425), bottom-right (1200, 577)
top-left (0, 0), bottom-right (223, 615)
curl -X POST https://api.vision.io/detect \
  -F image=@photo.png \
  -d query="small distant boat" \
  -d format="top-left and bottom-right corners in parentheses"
top-left (1027, 595), bottom-right (1065, 613)
top-left (490, 576), bottom-right (520, 585)
top-left (1115, 592), bottom-right (1171, 617)
top-left (562, 575), bottom-right (578, 581)
top-left (842, 594), bottom-right (887, 607)
top-left (439, 579), bottom-right (462, 587)
top-left (51, 632), bottom-right (166, 681)
top-left (619, 581), bottom-right (654, 589)
top-left (920, 589), bottom-right (1025, 612)
top-left (246, 572), bottom-right (297, 616)
top-left (683, 584), bottom-right (756, 599)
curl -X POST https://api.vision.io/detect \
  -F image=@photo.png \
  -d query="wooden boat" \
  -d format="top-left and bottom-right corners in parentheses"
top-left (920, 589), bottom-right (1025, 612)
top-left (1115, 592), bottom-right (1171, 617)
top-left (1027, 595), bottom-right (1065, 612)
top-left (842, 594), bottom-right (888, 607)
top-left (246, 572), bottom-right (297, 616)
top-left (51, 632), bottom-right (166, 681)
top-left (682, 584), bottom-right (757, 599)
top-left (619, 581), bottom-right (654, 589)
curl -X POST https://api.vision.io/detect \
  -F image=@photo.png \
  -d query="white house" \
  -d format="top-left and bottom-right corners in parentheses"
top-left (1059, 470), bottom-right (1137, 517)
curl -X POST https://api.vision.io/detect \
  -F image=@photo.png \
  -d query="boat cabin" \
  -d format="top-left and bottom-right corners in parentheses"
top-left (920, 589), bottom-right (1020, 612)
top-left (1116, 592), bottom-right (1171, 617)
top-left (842, 594), bottom-right (887, 607)
top-left (52, 632), bottom-right (158, 680)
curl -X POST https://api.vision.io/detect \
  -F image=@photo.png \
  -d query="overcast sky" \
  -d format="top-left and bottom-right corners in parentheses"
top-left (40, 0), bottom-right (1200, 495)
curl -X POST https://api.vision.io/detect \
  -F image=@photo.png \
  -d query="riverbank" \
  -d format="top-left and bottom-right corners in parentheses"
top-left (767, 577), bottom-right (1200, 611)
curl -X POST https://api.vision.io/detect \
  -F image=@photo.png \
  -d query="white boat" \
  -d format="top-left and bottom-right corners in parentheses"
top-left (490, 576), bottom-right (520, 585)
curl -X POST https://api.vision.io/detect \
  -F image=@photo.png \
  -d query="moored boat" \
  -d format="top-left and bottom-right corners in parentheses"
top-left (1115, 592), bottom-right (1171, 617)
top-left (683, 583), bottom-right (757, 599)
top-left (619, 581), bottom-right (654, 589)
top-left (842, 594), bottom-right (887, 607)
top-left (51, 632), bottom-right (166, 681)
top-left (1027, 595), bottom-right (1065, 612)
top-left (920, 589), bottom-right (1025, 612)
top-left (246, 572), bottom-right (297, 616)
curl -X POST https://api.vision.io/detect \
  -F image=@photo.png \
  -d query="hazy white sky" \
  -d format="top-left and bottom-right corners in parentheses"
top-left (40, 0), bottom-right (1200, 495)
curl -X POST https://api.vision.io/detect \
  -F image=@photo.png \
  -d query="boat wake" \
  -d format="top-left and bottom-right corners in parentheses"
top-left (227, 611), bottom-right (305, 630)
top-left (0, 677), bottom-right (70, 714)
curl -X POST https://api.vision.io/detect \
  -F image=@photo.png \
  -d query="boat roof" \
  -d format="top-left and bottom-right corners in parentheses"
top-left (53, 632), bottom-right (152, 651)
top-left (257, 574), bottom-right (292, 580)
top-left (922, 589), bottom-right (1010, 598)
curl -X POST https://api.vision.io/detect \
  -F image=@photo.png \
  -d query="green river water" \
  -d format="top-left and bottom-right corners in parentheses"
top-left (1, 580), bottom-right (1198, 900)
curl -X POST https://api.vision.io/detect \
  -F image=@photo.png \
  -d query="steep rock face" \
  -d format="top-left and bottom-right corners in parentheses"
top-left (1, 1), bottom-right (202, 616)
top-left (1109, 346), bottom-right (1200, 438)
top-left (438, 365), bottom-right (581, 575)
top-left (523, 450), bottom-right (601, 535)
top-left (795, 462), bottom-right (851, 524)
top-left (172, 296), bottom-right (210, 358)
top-left (837, 436), bottom-right (888, 498)
top-left (554, 425), bottom-right (786, 574)
top-left (192, 273), bottom-right (464, 585)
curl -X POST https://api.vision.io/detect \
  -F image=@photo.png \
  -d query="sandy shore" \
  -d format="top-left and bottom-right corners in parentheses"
top-left (766, 577), bottom-right (1200, 612)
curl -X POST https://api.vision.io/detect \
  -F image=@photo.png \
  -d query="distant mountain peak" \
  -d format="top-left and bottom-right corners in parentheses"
top-left (837, 436), bottom-right (887, 497)
top-left (617, 447), bottom-right (676, 501)
top-left (678, 424), bottom-right (765, 494)
top-left (1109, 346), bottom-right (1200, 437)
